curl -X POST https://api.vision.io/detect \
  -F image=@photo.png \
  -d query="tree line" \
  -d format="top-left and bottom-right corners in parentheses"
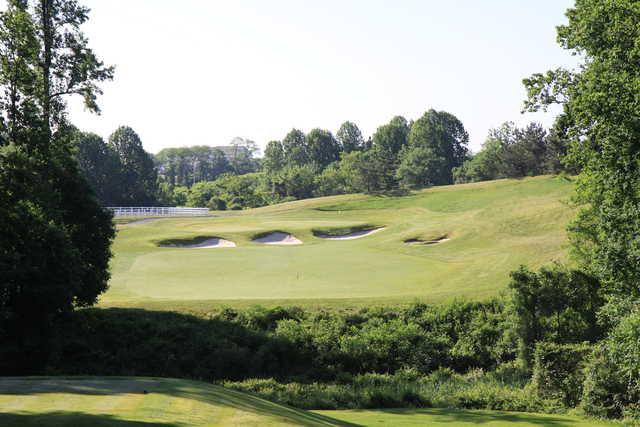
top-left (119, 111), bottom-right (570, 211)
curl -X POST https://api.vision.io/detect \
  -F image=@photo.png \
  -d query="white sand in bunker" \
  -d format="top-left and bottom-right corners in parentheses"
top-left (253, 232), bottom-right (302, 245)
top-left (161, 238), bottom-right (236, 249)
top-left (317, 227), bottom-right (386, 240)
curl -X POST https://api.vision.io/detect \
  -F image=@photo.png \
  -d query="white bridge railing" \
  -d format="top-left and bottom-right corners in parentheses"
top-left (107, 207), bottom-right (210, 217)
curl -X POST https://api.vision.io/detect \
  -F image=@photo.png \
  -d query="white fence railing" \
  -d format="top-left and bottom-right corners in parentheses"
top-left (107, 207), bottom-right (210, 217)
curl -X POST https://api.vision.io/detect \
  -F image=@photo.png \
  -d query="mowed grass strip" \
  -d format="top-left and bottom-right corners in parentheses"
top-left (103, 176), bottom-right (574, 309)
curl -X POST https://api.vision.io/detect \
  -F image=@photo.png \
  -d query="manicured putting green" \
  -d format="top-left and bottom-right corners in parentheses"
top-left (103, 176), bottom-right (575, 308)
top-left (0, 377), bottom-right (615, 426)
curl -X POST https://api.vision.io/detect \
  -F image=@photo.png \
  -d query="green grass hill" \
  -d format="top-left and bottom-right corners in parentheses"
top-left (102, 176), bottom-right (575, 310)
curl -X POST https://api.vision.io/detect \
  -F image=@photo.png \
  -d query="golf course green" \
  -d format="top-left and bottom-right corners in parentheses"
top-left (0, 377), bottom-right (616, 427)
top-left (102, 175), bottom-right (574, 310)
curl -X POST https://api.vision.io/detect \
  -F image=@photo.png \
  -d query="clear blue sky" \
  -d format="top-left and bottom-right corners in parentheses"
top-left (65, 0), bottom-right (578, 153)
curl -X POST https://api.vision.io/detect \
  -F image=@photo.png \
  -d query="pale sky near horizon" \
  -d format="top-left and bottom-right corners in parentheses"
top-left (61, 0), bottom-right (578, 154)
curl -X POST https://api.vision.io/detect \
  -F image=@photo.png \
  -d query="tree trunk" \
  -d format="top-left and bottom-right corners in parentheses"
top-left (39, 0), bottom-right (52, 147)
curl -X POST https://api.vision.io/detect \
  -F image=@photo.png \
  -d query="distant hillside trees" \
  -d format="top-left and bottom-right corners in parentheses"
top-left (153, 138), bottom-right (259, 191)
top-left (453, 121), bottom-right (570, 184)
top-left (178, 112), bottom-right (471, 210)
top-left (155, 146), bottom-right (231, 187)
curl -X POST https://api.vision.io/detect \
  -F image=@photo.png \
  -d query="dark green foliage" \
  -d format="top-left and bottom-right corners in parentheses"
top-left (454, 122), bottom-right (567, 184)
top-left (368, 116), bottom-right (410, 191)
top-left (224, 367), bottom-right (552, 412)
top-left (401, 110), bottom-right (469, 186)
top-left (313, 161), bottom-right (352, 196)
top-left (0, 0), bottom-right (114, 374)
top-left (524, 0), bottom-right (640, 301)
top-left (74, 131), bottom-right (125, 205)
top-left (267, 164), bottom-right (317, 200)
top-left (108, 126), bottom-right (157, 205)
top-left (581, 310), bottom-right (640, 420)
top-left (508, 265), bottom-right (603, 367)
top-left (306, 128), bottom-right (340, 170)
top-left (396, 146), bottom-right (447, 188)
top-left (186, 173), bottom-right (267, 210)
top-left (27, 300), bottom-right (515, 382)
top-left (532, 342), bottom-right (590, 407)
top-left (282, 129), bottom-right (310, 167)
top-left (336, 121), bottom-right (365, 153)
top-left (48, 309), bottom-right (305, 381)
top-left (262, 140), bottom-right (286, 174)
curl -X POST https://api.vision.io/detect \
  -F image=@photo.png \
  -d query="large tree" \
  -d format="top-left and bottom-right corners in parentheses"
top-left (74, 131), bottom-right (124, 205)
top-left (108, 126), bottom-right (157, 205)
top-left (523, 0), bottom-right (640, 301)
top-left (262, 140), bottom-right (285, 173)
top-left (370, 116), bottom-right (410, 191)
top-left (403, 109), bottom-right (469, 185)
top-left (282, 128), bottom-right (309, 166)
top-left (336, 121), bottom-right (365, 153)
top-left (306, 128), bottom-right (340, 170)
top-left (0, 0), bottom-right (114, 372)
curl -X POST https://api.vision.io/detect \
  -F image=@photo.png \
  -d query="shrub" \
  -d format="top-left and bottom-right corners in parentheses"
top-left (582, 310), bottom-right (640, 421)
top-left (531, 341), bottom-right (591, 407)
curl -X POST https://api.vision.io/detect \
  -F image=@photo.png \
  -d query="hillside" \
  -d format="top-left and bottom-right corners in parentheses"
top-left (0, 377), bottom-right (614, 427)
top-left (102, 176), bottom-right (574, 309)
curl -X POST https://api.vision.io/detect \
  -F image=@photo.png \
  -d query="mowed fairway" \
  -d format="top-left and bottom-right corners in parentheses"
top-left (0, 377), bottom-right (345, 426)
top-left (102, 176), bottom-right (574, 308)
top-left (0, 378), bottom-right (615, 427)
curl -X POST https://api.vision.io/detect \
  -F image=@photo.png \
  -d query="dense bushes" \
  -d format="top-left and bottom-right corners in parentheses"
top-left (223, 366), bottom-right (556, 412)
top-left (20, 281), bottom-right (634, 421)
top-left (581, 310), bottom-right (640, 420)
top-left (47, 309), bottom-right (307, 381)
top-left (532, 342), bottom-right (591, 407)
top-left (39, 301), bottom-right (515, 382)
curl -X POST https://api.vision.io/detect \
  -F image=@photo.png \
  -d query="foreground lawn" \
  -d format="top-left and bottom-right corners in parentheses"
top-left (0, 377), bottom-right (616, 427)
top-left (0, 377), bottom-right (347, 426)
top-left (103, 176), bottom-right (574, 310)
top-left (318, 408), bottom-right (617, 426)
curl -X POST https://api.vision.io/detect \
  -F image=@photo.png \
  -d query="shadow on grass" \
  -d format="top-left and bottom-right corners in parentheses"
top-left (0, 412), bottom-right (178, 427)
top-left (0, 378), bottom-right (359, 427)
top-left (374, 408), bottom-right (589, 426)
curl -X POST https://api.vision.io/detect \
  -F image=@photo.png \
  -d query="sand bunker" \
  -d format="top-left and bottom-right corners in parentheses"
top-left (160, 237), bottom-right (236, 249)
top-left (253, 232), bottom-right (302, 245)
top-left (317, 227), bottom-right (386, 240)
top-left (405, 235), bottom-right (450, 246)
